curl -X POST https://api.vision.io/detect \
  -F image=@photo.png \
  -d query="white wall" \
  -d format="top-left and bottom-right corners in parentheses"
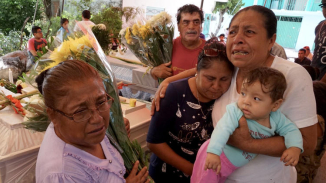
top-left (207, 8), bottom-right (325, 49)
top-left (272, 9), bottom-right (324, 50)
top-left (122, 0), bottom-right (216, 38)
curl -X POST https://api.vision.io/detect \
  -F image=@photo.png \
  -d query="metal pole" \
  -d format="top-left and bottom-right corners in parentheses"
top-left (32, 0), bottom-right (40, 26)
top-left (62, 0), bottom-right (65, 14)
top-left (200, 0), bottom-right (204, 10)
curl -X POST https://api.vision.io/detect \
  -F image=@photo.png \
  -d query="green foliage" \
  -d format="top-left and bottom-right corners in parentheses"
top-left (92, 7), bottom-right (123, 38)
top-left (0, 0), bottom-right (43, 34)
top-left (0, 31), bottom-right (29, 56)
top-left (0, 79), bottom-right (18, 93)
top-left (25, 17), bottom-right (61, 39)
top-left (63, 0), bottom-right (121, 20)
top-left (213, 0), bottom-right (245, 15)
top-left (92, 25), bottom-right (110, 54)
top-left (64, 0), bottom-right (93, 21)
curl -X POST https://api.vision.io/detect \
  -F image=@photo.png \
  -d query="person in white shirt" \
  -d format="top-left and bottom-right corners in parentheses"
top-left (74, 10), bottom-right (95, 32)
top-left (304, 46), bottom-right (314, 60)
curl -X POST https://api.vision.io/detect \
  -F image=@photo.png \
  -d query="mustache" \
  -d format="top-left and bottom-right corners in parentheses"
top-left (186, 30), bottom-right (197, 34)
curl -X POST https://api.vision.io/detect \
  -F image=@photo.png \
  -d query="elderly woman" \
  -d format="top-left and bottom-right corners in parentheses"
top-left (152, 5), bottom-right (317, 182)
top-left (35, 60), bottom-right (149, 183)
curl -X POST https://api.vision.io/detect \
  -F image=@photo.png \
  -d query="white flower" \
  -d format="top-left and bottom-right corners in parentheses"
top-left (21, 83), bottom-right (27, 88)
top-left (148, 11), bottom-right (172, 28)
top-left (24, 110), bottom-right (38, 118)
top-left (118, 46), bottom-right (125, 55)
top-left (29, 95), bottom-right (41, 103)
top-left (16, 80), bottom-right (22, 86)
top-left (119, 28), bottom-right (126, 36)
top-left (97, 24), bottom-right (106, 30)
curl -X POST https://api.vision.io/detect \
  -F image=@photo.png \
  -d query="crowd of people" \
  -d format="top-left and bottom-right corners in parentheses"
top-left (32, 2), bottom-right (326, 183)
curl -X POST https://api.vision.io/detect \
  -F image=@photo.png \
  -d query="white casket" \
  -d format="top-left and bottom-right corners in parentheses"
top-left (0, 87), bottom-right (151, 182)
top-left (0, 87), bottom-right (45, 183)
top-left (106, 52), bottom-right (158, 95)
top-left (120, 97), bottom-right (151, 151)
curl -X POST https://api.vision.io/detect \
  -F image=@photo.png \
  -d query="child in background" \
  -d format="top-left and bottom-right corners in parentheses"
top-left (191, 67), bottom-right (303, 183)
top-left (56, 18), bottom-right (71, 43)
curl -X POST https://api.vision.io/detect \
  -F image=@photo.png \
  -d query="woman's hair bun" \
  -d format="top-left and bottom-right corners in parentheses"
top-left (35, 69), bottom-right (49, 94)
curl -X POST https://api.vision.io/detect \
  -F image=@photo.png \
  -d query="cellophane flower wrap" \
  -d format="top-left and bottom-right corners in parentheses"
top-left (120, 11), bottom-right (174, 83)
top-left (23, 21), bottom-right (153, 182)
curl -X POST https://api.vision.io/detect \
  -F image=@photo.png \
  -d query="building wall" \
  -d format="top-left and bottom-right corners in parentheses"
top-left (272, 9), bottom-right (324, 50)
top-left (242, 0), bottom-right (255, 7)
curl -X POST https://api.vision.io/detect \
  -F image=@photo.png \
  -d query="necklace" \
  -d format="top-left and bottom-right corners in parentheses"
top-left (196, 89), bottom-right (211, 120)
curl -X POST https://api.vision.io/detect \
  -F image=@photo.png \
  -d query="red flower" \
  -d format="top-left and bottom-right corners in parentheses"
top-left (6, 95), bottom-right (25, 116)
top-left (16, 85), bottom-right (23, 94)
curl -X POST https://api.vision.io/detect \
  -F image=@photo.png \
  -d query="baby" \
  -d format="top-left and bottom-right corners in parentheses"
top-left (191, 67), bottom-right (303, 183)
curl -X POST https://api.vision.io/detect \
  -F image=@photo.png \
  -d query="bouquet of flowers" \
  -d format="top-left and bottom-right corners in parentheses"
top-left (120, 11), bottom-right (174, 83)
top-left (23, 22), bottom-right (154, 182)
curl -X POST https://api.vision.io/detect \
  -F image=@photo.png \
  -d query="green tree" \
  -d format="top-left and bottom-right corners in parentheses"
top-left (91, 7), bottom-right (122, 38)
top-left (0, 0), bottom-right (43, 34)
top-left (212, 0), bottom-right (244, 36)
top-left (63, 0), bottom-right (121, 21)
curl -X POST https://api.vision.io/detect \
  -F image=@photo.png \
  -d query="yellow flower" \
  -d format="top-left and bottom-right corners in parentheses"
top-left (125, 28), bottom-right (132, 45)
top-left (68, 36), bottom-right (92, 54)
top-left (49, 42), bottom-right (71, 63)
top-left (46, 36), bottom-right (94, 71)
top-left (132, 24), bottom-right (139, 36)
top-left (139, 25), bottom-right (151, 39)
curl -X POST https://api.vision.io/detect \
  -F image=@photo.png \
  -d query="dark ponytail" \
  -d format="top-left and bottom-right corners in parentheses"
top-left (35, 69), bottom-right (49, 95)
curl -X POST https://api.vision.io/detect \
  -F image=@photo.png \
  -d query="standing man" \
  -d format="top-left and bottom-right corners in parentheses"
top-left (28, 26), bottom-right (47, 63)
top-left (150, 4), bottom-right (205, 80)
top-left (295, 48), bottom-right (312, 66)
top-left (74, 10), bottom-right (95, 32)
top-left (304, 46), bottom-right (313, 60)
top-left (312, 0), bottom-right (326, 79)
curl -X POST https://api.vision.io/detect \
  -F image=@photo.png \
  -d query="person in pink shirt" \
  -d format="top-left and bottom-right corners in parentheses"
top-left (28, 26), bottom-right (47, 63)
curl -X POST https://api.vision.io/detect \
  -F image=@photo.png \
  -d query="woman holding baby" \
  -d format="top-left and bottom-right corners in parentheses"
top-left (151, 5), bottom-right (317, 182)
